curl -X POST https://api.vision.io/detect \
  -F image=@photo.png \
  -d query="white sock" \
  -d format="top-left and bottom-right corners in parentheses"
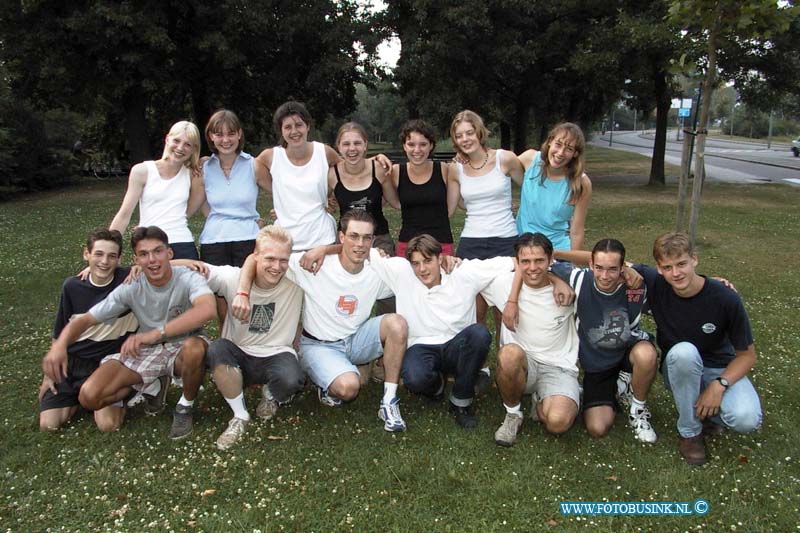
top-left (630, 396), bottom-right (646, 415)
top-left (177, 394), bottom-right (194, 408)
top-left (480, 367), bottom-right (490, 376)
top-left (504, 403), bottom-right (522, 415)
top-left (225, 392), bottom-right (250, 421)
top-left (383, 382), bottom-right (398, 403)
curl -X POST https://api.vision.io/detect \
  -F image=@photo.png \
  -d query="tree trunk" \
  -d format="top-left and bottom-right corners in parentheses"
top-left (500, 121), bottom-right (511, 150)
top-left (688, 4), bottom-right (722, 246)
top-left (191, 85), bottom-right (211, 156)
top-left (511, 101), bottom-right (529, 154)
top-left (124, 85), bottom-right (150, 163)
top-left (675, 130), bottom-right (693, 231)
top-left (648, 67), bottom-right (670, 186)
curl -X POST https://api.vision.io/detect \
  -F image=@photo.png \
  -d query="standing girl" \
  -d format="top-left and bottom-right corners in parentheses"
top-left (516, 122), bottom-right (592, 251)
top-left (198, 109), bottom-right (270, 267)
top-left (331, 122), bottom-right (400, 255)
top-left (110, 121), bottom-right (204, 259)
top-left (391, 119), bottom-right (458, 257)
top-left (255, 101), bottom-right (341, 252)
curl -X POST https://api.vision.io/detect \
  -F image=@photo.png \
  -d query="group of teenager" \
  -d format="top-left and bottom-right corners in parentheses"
top-left (39, 101), bottom-right (762, 466)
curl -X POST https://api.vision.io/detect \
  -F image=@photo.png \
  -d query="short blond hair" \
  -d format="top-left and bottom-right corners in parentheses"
top-left (653, 231), bottom-right (694, 263)
top-left (255, 225), bottom-right (293, 253)
top-left (162, 121), bottom-right (201, 176)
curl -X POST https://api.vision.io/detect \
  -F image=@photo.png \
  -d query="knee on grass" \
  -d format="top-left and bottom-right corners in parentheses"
top-left (329, 374), bottom-right (360, 402)
top-left (543, 409), bottom-right (576, 435)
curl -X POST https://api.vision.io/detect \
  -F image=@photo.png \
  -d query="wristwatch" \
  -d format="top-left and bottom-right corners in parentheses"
top-left (715, 377), bottom-right (730, 390)
top-left (158, 325), bottom-right (167, 343)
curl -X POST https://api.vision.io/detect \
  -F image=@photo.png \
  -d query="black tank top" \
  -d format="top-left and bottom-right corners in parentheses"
top-left (397, 161), bottom-right (453, 243)
top-left (333, 161), bottom-right (390, 235)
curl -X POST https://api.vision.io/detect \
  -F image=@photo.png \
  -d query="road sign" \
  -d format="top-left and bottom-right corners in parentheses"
top-left (678, 108), bottom-right (691, 118)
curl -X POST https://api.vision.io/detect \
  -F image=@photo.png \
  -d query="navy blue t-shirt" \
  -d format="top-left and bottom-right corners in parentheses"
top-left (633, 264), bottom-right (753, 368)
top-left (53, 267), bottom-right (135, 362)
top-left (552, 262), bottom-right (649, 372)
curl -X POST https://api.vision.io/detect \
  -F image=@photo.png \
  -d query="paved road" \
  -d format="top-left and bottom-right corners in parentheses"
top-left (592, 130), bottom-right (800, 186)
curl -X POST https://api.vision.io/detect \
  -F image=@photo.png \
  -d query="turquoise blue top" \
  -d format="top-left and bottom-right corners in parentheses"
top-left (516, 152), bottom-right (574, 250)
top-left (199, 152), bottom-right (261, 244)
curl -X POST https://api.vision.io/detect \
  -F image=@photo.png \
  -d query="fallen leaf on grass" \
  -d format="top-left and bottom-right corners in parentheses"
top-left (267, 435), bottom-right (285, 441)
top-left (605, 475), bottom-right (618, 481)
top-left (547, 518), bottom-right (558, 526)
top-left (201, 489), bottom-right (217, 497)
top-left (738, 454), bottom-right (749, 464)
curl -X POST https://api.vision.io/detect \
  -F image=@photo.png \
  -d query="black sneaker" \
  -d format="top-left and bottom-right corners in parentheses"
top-left (449, 401), bottom-right (478, 429)
top-left (169, 404), bottom-right (194, 440)
top-left (474, 369), bottom-right (491, 397)
top-left (144, 375), bottom-right (171, 416)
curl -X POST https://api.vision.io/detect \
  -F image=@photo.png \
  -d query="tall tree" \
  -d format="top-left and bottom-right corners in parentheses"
top-left (669, 0), bottom-right (797, 243)
top-left (1, 0), bottom-right (374, 168)
top-left (386, 0), bottom-right (628, 151)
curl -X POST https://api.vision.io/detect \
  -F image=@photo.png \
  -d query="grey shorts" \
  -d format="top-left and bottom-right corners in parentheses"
top-left (524, 356), bottom-right (580, 407)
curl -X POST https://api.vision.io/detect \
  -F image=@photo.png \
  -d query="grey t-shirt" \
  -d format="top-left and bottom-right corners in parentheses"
top-left (89, 266), bottom-right (212, 342)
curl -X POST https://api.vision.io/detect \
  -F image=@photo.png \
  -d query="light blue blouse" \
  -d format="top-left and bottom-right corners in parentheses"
top-left (199, 152), bottom-right (260, 244)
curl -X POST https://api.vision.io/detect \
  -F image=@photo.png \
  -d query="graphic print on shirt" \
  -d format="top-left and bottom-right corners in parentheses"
top-left (168, 305), bottom-right (185, 321)
top-left (336, 295), bottom-right (358, 316)
top-left (348, 196), bottom-right (370, 211)
top-left (249, 303), bottom-right (275, 333)
top-left (627, 287), bottom-right (645, 303)
top-left (588, 308), bottom-right (631, 350)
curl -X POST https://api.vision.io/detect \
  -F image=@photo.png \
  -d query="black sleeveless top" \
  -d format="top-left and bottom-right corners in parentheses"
top-left (397, 161), bottom-right (453, 243)
top-left (333, 161), bottom-right (390, 235)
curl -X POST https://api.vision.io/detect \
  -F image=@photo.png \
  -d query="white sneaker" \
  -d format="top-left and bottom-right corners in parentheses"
top-left (317, 387), bottom-right (342, 407)
top-left (616, 371), bottom-right (633, 407)
top-left (629, 406), bottom-right (657, 443)
top-left (216, 417), bottom-right (250, 450)
top-left (378, 397), bottom-right (406, 432)
top-left (256, 384), bottom-right (279, 420)
top-left (494, 412), bottom-right (523, 447)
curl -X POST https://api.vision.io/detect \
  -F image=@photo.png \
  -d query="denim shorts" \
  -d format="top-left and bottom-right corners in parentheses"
top-left (456, 235), bottom-right (517, 260)
top-left (298, 316), bottom-right (384, 390)
top-left (524, 356), bottom-right (580, 406)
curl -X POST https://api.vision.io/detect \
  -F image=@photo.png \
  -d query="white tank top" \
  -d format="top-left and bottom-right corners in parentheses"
top-left (138, 161), bottom-right (194, 243)
top-left (458, 149), bottom-right (517, 238)
top-left (271, 141), bottom-right (336, 251)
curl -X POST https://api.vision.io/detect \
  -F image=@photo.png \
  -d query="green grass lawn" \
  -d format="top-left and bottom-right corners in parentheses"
top-left (0, 150), bottom-right (798, 531)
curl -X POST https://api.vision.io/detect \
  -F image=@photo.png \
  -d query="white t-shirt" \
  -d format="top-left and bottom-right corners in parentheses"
top-left (89, 266), bottom-right (212, 342)
top-left (285, 252), bottom-right (392, 341)
top-left (482, 272), bottom-right (579, 371)
top-left (270, 142), bottom-right (336, 251)
top-left (368, 249), bottom-right (514, 346)
top-left (206, 265), bottom-right (302, 358)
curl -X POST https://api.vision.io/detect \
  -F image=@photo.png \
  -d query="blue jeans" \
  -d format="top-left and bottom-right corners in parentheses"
top-left (663, 342), bottom-right (762, 438)
top-left (401, 324), bottom-right (490, 406)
